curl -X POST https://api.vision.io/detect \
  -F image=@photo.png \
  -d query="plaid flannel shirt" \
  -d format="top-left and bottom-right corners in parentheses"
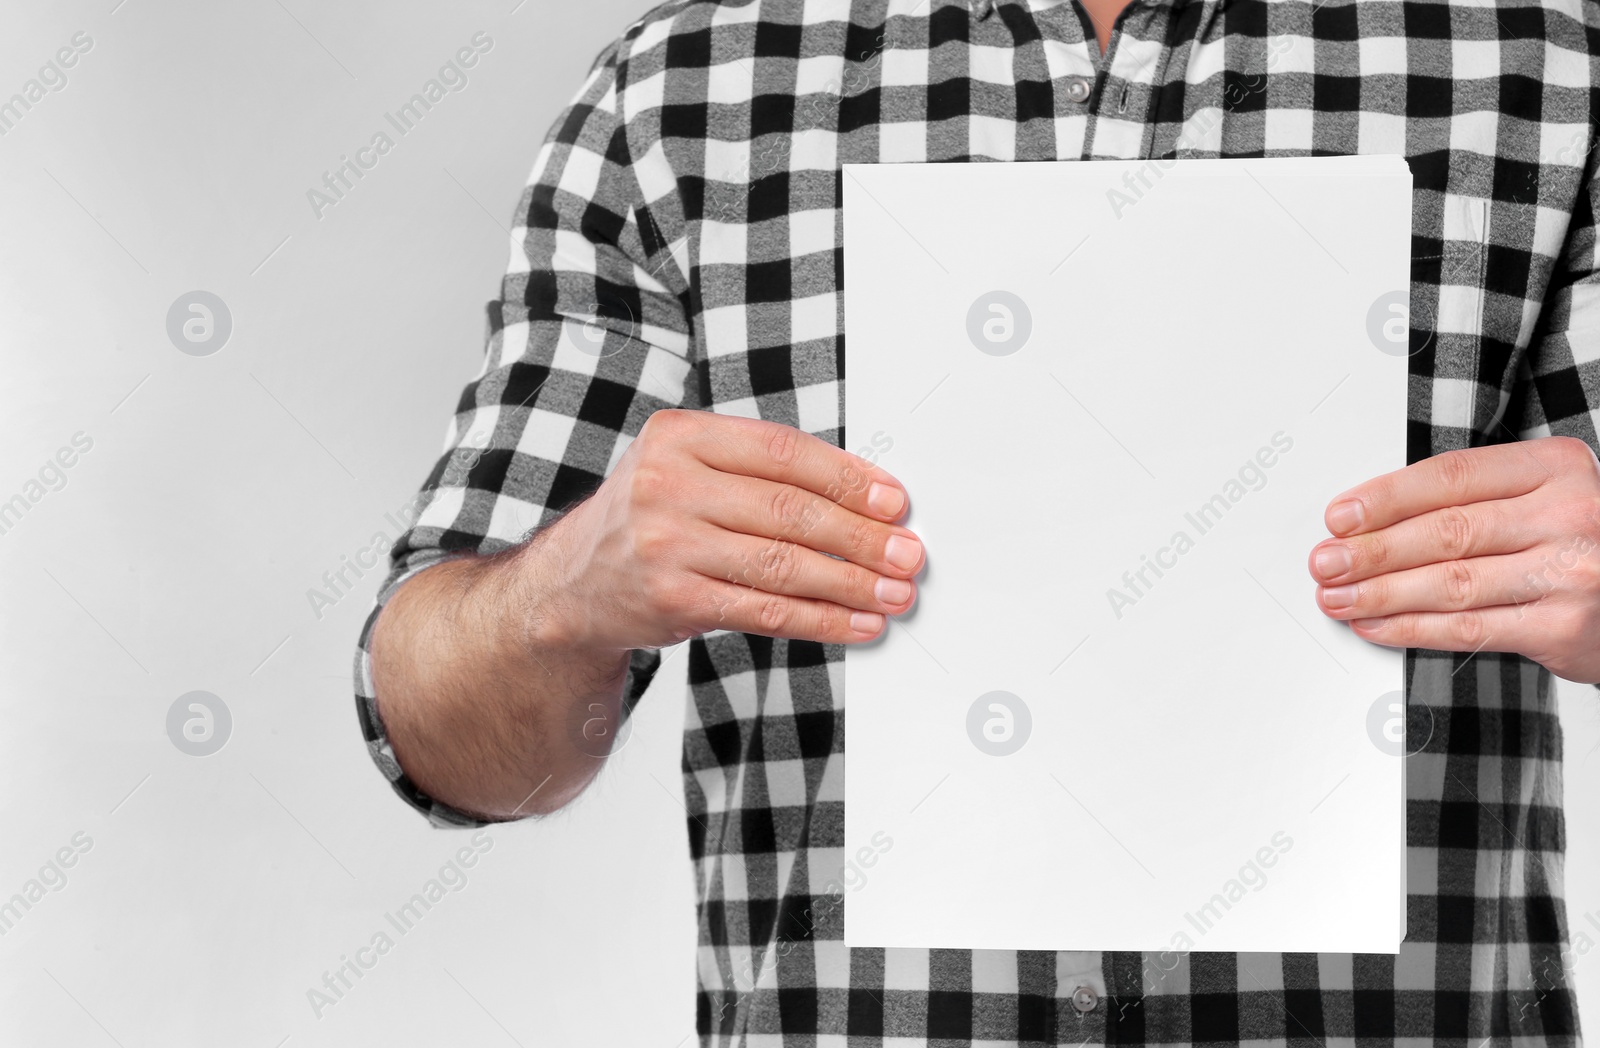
top-left (354, 0), bottom-right (1600, 1043)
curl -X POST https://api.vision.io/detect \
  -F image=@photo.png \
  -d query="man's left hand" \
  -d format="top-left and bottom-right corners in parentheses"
top-left (1309, 435), bottom-right (1600, 683)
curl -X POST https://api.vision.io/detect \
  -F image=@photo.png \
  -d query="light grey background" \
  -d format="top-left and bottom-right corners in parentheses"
top-left (0, 1), bottom-right (1595, 1045)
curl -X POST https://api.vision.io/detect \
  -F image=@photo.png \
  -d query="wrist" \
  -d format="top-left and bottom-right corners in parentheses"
top-left (496, 505), bottom-right (624, 663)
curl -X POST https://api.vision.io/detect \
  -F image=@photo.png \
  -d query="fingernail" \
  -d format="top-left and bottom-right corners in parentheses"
top-left (1351, 617), bottom-right (1386, 630)
top-left (884, 535), bottom-right (923, 571)
top-left (1321, 585), bottom-right (1357, 609)
top-left (851, 611), bottom-right (885, 635)
top-left (875, 577), bottom-right (912, 605)
top-left (867, 482), bottom-right (905, 518)
top-left (1328, 500), bottom-right (1364, 535)
top-left (1314, 545), bottom-right (1352, 580)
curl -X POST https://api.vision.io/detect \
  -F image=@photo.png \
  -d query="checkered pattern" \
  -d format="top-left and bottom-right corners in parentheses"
top-left (353, 0), bottom-right (1600, 1042)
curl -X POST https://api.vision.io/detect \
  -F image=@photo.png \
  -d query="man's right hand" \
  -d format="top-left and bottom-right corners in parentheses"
top-left (539, 408), bottom-right (924, 651)
top-left (370, 407), bottom-right (922, 818)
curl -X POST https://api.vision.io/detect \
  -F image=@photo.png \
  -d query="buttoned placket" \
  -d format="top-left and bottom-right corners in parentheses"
top-left (963, 2), bottom-right (1175, 1040)
top-left (1081, 0), bottom-right (1177, 159)
top-left (976, 0), bottom-right (1178, 162)
top-left (1057, 950), bottom-right (1110, 1043)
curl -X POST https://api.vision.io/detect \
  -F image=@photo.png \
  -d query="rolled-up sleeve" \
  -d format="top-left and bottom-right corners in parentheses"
top-left (352, 37), bottom-right (693, 827)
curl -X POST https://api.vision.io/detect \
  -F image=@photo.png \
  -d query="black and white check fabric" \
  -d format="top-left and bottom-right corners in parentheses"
top-left (353, 0), bottom-right (1600, 1042)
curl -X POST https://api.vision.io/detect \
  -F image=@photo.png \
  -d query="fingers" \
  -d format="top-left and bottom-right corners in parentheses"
top-left (1324, 444), bottom-right (1553, 537)
top-left (1315, 552), bottom-right (1545, 620)
top-left (693, 526), bottom-right (917, 617)
top-left (1344, 604), bottom-right (1536, 655)
top-left (1306, 439), bottom-right (1600, 677)
top-left (663, 410), bottom-right (909, 522)
top-left (691, 573), bottom-right (889, 644)
top-left (621, 411), bottom-right (919, 647)
top-left (701, 474), bottom-right (925, 577)
top-left (1309, 499), bottom-right (1535, 585)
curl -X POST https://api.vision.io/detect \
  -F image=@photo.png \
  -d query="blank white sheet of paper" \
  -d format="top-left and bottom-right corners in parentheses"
top-left (842, 155), bottom-right (1412, 955)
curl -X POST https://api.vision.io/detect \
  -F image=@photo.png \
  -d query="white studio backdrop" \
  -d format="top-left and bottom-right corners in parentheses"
top-left (0, 2), bottom-right (697, 1045)
top-left (0, 1), bottom-right (1596, 1045)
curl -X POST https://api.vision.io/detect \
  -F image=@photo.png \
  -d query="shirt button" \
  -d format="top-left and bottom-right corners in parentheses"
top-left (1071, 985), bottom-right (1099, 1013)
top-left (1066, 76), bottom-right (1093, 103)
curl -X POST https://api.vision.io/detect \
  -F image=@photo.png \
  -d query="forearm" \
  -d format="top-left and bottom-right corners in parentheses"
top-left (369, 518), bottom-right (632, 820)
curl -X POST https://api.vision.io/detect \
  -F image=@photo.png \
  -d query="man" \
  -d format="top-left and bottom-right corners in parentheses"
top-left (355, 0), bottom-right (1600, 1043)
